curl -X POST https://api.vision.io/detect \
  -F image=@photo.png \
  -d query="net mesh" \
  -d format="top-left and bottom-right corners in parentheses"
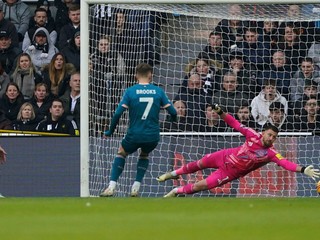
top-left (87, 3), bottom-right (320, 197)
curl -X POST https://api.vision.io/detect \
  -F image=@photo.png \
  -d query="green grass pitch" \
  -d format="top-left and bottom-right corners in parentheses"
top-left (0, 197), bottom-right (318, 240)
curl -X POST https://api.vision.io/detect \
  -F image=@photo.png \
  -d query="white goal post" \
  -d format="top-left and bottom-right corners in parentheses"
top-left (81, 0), bottom-right (320, 197)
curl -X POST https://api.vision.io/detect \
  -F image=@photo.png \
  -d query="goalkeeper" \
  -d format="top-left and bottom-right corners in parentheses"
top-left (100, 63), bottom-right (177, 197)
top-left (157, 104), bottom-right (320, 197)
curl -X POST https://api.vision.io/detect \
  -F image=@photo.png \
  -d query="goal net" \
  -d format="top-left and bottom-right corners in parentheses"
top-left (83, 1), bottom-right (320, 197)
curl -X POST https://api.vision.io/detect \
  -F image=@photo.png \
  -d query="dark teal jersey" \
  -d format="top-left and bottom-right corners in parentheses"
top-left (120, 83), bottom-right (172, 142)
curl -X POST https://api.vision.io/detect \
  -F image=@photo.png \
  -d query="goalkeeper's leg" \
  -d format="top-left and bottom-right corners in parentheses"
top-left (164, 178), bottom-right (208, 198)
top-left (157, 158), bottom-right (206, 182)
top-left (164, 168), bottom-right (238, 197)
top-left (158, 151), bottom-right (223, 182)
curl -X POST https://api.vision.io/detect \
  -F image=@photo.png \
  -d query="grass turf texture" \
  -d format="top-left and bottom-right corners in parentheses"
top-left (0, 198), bottom-right (318, 240)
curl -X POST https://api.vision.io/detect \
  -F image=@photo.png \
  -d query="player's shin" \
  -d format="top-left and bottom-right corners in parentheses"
top-left (176, 160), bottom-right (201, 175)
top-left (131, 159), bottom-right (149, 196)
top-left (110, 156), bottom-right (126, 181)
top-left (176, 184), bottom-right (195, 194)
top-left (136, 159), bottom-right (149, 182)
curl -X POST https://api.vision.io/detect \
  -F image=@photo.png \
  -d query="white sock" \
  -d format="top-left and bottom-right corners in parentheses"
top-left (132, 181), bottom-right (141, 191)
top-left (109, 181), bottom-right (117, 189)
top-left (171, 171), bottom-right (177, 176)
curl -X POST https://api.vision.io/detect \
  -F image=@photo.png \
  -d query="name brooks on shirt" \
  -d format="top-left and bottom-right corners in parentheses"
top-left (136, 89), bottom-right (156, 94)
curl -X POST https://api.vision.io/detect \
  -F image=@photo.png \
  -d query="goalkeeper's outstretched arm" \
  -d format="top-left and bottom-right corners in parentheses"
top-left (213, 104), bottom-right (241, 130)
top-left (271, 151), bottom-right (320, 181)
top-left (213, 104), bottom-right (227, 119)
top-left (298, 165), bottom-right (320, 180)
top-left (213, 103), bottom-right (260, 137)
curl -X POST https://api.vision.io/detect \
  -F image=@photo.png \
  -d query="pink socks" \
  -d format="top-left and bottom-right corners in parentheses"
top-left (175, 161), bottom-right (201, 175)
top-left (176, 184), bottom-right (195, 194)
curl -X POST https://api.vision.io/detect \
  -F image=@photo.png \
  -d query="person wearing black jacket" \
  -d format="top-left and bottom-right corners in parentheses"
top-left (12, 102), bottom-right (41, 131)
top-left (0, 30), bottom-right (21, 74)
top-left (36, 98), bottom-right (78, 135)
top-left (28, 82), bottom-right (53, 121)
top-left (0, 4), bottom-right (19, 48)
top-left (61, 30), bottom-right (80, 71)
top-left (0, 82), bottom-right (24, 121)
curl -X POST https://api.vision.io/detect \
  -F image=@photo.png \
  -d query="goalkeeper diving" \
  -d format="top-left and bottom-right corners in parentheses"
top-left (157, 104), bottom-right (320, 197)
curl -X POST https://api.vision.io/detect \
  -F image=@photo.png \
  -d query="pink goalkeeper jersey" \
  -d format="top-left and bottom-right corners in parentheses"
top-left (223, 114), bottom-right (298, 175)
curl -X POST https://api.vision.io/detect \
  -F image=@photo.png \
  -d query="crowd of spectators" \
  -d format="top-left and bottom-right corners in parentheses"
top-left (87, 3), bottom-right (320, 135)
top-left (2, 2), bottom-right (318, 136)
top-left (161, 4), bottom-right (320, 135)
top-left (0, 0), bottom-right (80, 136)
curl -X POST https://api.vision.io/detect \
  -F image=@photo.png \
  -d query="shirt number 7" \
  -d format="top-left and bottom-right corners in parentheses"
top-left (139, 97), bottom-right (154, 120)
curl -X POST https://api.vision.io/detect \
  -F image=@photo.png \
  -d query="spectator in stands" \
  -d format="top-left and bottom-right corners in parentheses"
top-left (285, 4), bottom-right (316, 48)
top-left (29, 0), bottom-right (55, 32)
top-left (183, 56), bottom-right (220, 96)
top-left (61, 30), bottom-right (80, 71)
top-left (0, 0), bottom-right (31, 44)
top-left (23, 8), bottom-right (57, 51)
top-left (258, 50), bottom-right (293, 99)
top-left (60, 71), bottom-right (80, 129)
top-left (54, 0), bottom-right (79, 34)
top-left (175, 73), bottom-right (211, 131)
top-left (266, 101), bottom-right (295, 132)
top-left (109, 8), bottom-right (143, 86)
top-left (307, 29), bottom-right (320, 69)
top-left (0, 62), bottom-right (10, 97)
top-left (214, 4), bottom-right (248, 49)
top-left (251, 79), bottom-right (288, 127)
top-left (41, 52), bottom-right (76, 97)
top-left (0, 30), bottom-right (21, 74)
top-left (140, 10), bottom-right (163, 66)
top-left (292, 79), bottom-right (319, 117)
top-left (28, 82), bottom-right (52, 121)
top-left (89, 34), bottom-right (118, 120)
top-left (0, 4), bottom-right (18, 48)
top-left (233, 101), bottom-right (257, 130)
top-left (90, 34), bottom-right (117, 78)
top-left (89, 4), bottom-right (114, 54)
top-left (0, 82), bottom-right (24, 121)
top-left (224, 50), bottom-right (257, 99)
top-left (290, 57), bottom-right (320, 102)
top-left (58, 3), bottom-right (80, 50)
top-left (295, 95), bottom-right (320, 134)
top-left (24, 27), bottom-right (59, 73)
top-left (0, 108), bottom-right (12, 129)
top-left (274, 22), bottom-right (308, 73)
top-left (197, 31), bottom-right (227, 72)
top-left (212, 71), bottom-right (249, 115)
top-left (258, 20), bottom-right (278, 48)
top-left (199, 103), bottom-right (227, 132)
top-left (237, 27), bottom-right (271, 71)
top-left (11, 53), bottom-right (43, 100)
top-left (12, 102), bottom-right (40, 131)
top-left (161, 100), bottom-right (193, 132)
top-left (36, 98), bottom-right (78, 135)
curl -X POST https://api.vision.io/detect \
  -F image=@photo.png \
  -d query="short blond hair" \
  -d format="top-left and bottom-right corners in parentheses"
top-left (17, 102), bottom-right (36, 121)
